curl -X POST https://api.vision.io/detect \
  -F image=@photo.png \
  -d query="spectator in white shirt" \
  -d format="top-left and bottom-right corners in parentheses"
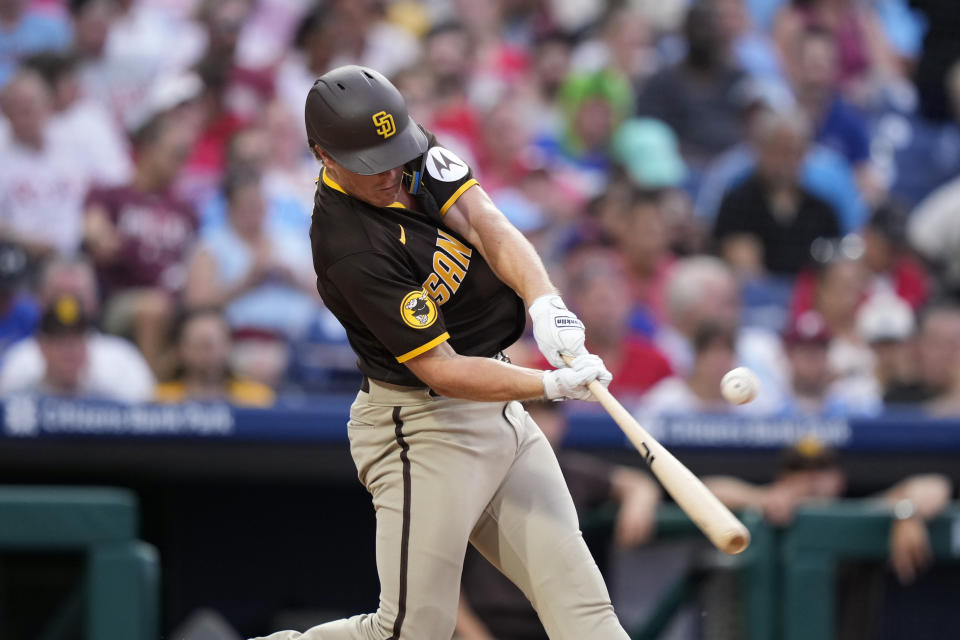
top-left (15, 294), bottom-right (94, 397)
top-left (105, 0), bottom-right (204, 80)
top-left (25, 51), bottom-right (133, 188)
top-left (0, 69), bottom-right (90, 258)
top-left (641, 322), bottom-right (742, 415)
top-left (0, 256), bottom-right (155, 402)
top-left (856, 293), bottom-right (917, 407)
top-left (70, 0), bottom-right (183, 130)
top-left (908, 175), bottom-right (960, 299)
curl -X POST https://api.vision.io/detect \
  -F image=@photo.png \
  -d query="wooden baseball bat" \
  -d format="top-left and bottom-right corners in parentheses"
top-left (563, 355), bottom-right (750, 555)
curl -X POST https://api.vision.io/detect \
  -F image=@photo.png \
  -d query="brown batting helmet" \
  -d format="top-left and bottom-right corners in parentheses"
top-left (305, 65), bottom-right (428, 175)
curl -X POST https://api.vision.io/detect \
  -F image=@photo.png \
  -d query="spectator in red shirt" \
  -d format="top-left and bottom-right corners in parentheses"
top-left (174, 0), bottom-right (274, 208)
top-left (474, 95), bottom-right (534, 193)
top-left (421, 22), bottom-right (483, 162)
top-left (791, 204), bottom-right (930, 320)
top-left (811, 259), bottom-right (873, 386)
top-left (606, 189), bottom-right (676, 332)
top-left (83, 114), bottom-right (198, 374)
top-left (175, 57), bottom-right (250, 207)
top-left (563, 248), bottom-right (673, 403)
top-left (195, 0), bottom-right (273, 122)
top-left (862, 203), bottom-right (930, 310)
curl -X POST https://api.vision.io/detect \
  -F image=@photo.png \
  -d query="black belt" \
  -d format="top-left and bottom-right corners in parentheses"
top-left (361, 351), bottom-right (510, 394)
top-left (360, 376), bottom-right (439, 397)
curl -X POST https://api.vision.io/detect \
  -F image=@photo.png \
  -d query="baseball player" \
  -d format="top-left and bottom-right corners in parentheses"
top-left (252, 65), bottom-right (629, 640)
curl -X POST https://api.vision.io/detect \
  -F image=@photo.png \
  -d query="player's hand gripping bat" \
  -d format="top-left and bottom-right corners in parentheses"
top-left (563, 355), bottom-right (750, 554)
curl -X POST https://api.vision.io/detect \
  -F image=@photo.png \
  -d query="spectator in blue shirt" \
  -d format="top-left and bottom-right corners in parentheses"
top-left (889, 60), bottom-right (960, 208)
top-left (0, 0), bottom-right (71, 88)
top-left (791, 26), bottom-right (886, 208)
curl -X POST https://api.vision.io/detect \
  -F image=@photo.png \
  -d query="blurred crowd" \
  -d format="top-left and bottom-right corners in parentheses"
top-left (0, 0), bottom-right (959, 418)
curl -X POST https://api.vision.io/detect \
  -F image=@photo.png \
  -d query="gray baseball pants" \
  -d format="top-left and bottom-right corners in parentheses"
top-left (251, 379), bottom-right (629, 640)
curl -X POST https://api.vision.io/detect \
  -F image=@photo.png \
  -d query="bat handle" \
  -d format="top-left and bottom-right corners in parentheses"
top-left (561, 353), bottom-right (612, 399)
top-left (560, 353), bottom-right (637, 439)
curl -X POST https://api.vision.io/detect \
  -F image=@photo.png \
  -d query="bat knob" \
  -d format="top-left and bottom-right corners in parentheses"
top-left (723, 531), bottom-right (751, 555)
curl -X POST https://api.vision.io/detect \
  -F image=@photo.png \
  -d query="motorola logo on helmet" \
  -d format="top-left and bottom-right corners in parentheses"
top-left (305, 65), bottom-right (428, 175)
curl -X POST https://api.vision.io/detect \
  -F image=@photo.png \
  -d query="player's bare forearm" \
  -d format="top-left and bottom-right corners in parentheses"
top-left (405, 341), bottom-right (546, 401)
top-left (444, 185), bottom-right (556, 305)
top-left (880, 474), bottom-right (953, 520)
top-left (702, 476), bottom-right (767, 511)
top-left (610, 468), bottom-right (661, 547)
top-left (611, 468), bottom-right (662, 504)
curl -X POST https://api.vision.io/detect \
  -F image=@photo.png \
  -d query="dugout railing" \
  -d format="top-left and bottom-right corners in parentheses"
top-left (782, 502), bottom-right (960, 640)
top-left (583, 502), bottom-right (960, 640)
top-left (582, 504), bottom-right (777, 640)
top-left (0, 486), bottom-right (159, 640)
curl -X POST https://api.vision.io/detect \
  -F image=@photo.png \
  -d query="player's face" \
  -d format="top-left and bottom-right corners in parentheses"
top-left (322, 153), bottom-right (405, 208)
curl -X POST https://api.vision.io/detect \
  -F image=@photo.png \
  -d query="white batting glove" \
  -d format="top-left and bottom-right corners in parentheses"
top-left (529, 293), bottom-right (588, 368)
top-left (542, 354), bottom-right (613, 401)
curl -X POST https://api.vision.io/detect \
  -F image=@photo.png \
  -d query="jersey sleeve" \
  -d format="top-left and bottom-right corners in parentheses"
top-left (326, 251), bottom-right (450, 363)
top-left (417, 130), bottom-right (479, 218)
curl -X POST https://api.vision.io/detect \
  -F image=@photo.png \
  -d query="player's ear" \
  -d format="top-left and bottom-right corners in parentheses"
top-left (311, 143), bottom-right (328, 163)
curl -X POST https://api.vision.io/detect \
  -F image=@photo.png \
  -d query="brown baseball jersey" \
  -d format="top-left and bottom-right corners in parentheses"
top-left (309, 129), bottom-right (525, 387)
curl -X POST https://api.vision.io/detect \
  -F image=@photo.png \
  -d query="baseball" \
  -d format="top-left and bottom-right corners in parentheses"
top-left (721, 367), bottom-right (760, 405)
